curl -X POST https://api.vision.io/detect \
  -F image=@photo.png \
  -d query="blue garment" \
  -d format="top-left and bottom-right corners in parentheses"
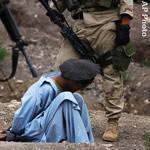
top-left (11, 72), bottom-right (94, 143)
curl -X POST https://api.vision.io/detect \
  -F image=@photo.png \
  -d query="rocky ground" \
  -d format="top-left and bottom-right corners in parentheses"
top-left (0, 1), bottom-right (150, 149)
top-left (0, 101), bottom-right (150, 150)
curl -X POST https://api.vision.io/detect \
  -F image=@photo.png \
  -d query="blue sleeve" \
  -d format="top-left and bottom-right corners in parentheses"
top-left (11, 82), bottom-right (54, 135)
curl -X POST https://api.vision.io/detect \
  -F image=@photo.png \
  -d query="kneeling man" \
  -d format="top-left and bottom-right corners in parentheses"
top-left (1, 59), bottom-right (100, 143)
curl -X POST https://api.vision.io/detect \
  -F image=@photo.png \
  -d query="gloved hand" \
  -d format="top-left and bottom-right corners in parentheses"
top-left (115, 24), bottom-right (130, 46)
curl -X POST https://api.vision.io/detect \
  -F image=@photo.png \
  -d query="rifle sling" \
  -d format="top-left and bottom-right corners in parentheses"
top-left (0, 47), bottom-right (19, 82)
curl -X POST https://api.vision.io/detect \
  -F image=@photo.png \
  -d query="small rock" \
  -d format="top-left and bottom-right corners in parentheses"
top-left (28, 38), bottom-right (38, 44)
top-left (130, 104), bottom-right (134, 108)
top-left (10, 100), bottom-right (18, 103)
top-left (10, 100), bottom-right (20, 106)
top-left (102, 144), bottom-right (113, 148)
top-left (13, 76), bottom-right (16, 80)
top-left (0, 111), bottom-right (6, 115)
top-left (8, 104), bottom-right (15, 108)
top-left (39, 51), bottom-right (44, 57)
top-left (34, 14), bottom-right (38, 18)
top-left (3, 121), bottom-right (7, 125)
top-left (0, 85), bottom-right (4, 90)
top-left (15, 80), bottom-right (24, 84)
top-left (144, 99), bottom-right (150, 105)
top-left (136, 82), bottom-right (142, 87)
top-left (133, 110), bottom-right (138, 114)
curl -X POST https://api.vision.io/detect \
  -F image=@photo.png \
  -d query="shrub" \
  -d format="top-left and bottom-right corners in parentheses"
top-left (141, 58), bottom-right (150, 67)
top-left (144, 133), bottom-right (150, 149)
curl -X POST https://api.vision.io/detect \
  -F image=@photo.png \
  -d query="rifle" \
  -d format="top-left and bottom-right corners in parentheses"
top-left (0, 0), bottom-right (37, 81)
top-left (39, 0), bottom-right (112, 74)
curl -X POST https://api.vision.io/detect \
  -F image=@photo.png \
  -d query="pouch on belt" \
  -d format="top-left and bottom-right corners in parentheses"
top-left (112, 42), bottom-right (136, 71)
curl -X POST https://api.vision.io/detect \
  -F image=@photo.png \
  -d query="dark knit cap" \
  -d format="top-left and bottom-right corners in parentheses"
top-left (59, 59), bottom-right (100, 81)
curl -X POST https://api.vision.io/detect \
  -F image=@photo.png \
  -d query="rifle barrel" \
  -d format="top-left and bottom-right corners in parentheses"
top-left (0, 6), bottom-right (21, 42)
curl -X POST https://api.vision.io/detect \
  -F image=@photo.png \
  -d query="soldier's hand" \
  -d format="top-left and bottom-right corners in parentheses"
top-left (115, 24), bottom-right (130, 46)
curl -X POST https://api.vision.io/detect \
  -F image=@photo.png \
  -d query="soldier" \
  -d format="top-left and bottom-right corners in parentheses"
top-left (54, 0), bottom-right (134, 142)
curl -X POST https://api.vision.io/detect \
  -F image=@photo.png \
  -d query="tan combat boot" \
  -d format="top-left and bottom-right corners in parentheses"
top-left (102, 118), bottom-right (119, 142)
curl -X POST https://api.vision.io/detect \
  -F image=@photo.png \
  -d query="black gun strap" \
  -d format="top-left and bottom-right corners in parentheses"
top-left (99, 51), bottom-right (112, 68)
top-left (0, 47), bottom-right (19, 82)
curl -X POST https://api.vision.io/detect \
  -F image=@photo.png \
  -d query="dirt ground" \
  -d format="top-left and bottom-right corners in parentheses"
top-left (0, 101), bottom-right (150, 149)
top-left (0, 1), bottom-right (150, 149)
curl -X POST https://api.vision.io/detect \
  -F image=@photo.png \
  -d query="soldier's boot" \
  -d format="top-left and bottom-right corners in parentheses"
top-left (102, 118), bottom-right (119, 142)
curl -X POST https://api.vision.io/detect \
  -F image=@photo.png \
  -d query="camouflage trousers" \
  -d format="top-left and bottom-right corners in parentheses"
top-left (55, 9), bottom-right (124, 119)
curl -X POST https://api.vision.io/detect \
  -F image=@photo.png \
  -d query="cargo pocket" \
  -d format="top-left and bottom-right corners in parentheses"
top-left (112, 41), bottom-right (136, 71)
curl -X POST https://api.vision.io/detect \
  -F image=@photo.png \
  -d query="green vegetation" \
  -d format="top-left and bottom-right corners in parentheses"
top-left (121, 70), bottom-right (130, 83)
top-left (0, 43), bottom-right (7, 60)
top-left (144, 133), bottom-right (150, 150)
top-left (141, 58), bottom-right (150, 67)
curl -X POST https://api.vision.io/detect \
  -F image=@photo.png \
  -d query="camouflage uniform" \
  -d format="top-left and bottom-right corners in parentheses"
top-left (55, 0), bottom-right (133, 119)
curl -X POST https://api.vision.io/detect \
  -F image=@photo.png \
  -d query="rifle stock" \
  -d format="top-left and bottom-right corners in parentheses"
top-left (0, 2), bottom-right (37, 81)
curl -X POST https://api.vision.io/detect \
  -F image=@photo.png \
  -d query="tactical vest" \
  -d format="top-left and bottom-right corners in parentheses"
top-left (65, 0), bottom-right (120, 11)
top-left (81, 0), bottom-right (120, 9)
